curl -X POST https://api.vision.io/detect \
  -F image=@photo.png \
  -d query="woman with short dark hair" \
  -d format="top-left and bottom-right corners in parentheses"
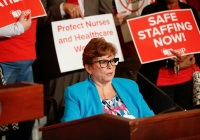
top-left (61, 37), bottom-right (154, 122)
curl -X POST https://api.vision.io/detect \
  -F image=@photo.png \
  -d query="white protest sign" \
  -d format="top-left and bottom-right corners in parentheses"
top-left (115, 0), bottom-right (154, 43)
top-left (51, 14), bottom-right (124, 73)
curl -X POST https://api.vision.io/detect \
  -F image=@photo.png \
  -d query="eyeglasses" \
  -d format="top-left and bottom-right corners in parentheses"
top-left (94, 58), bottom-right (119, 68)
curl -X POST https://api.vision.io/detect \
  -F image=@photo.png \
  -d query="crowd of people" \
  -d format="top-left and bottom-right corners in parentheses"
top-left (0, 0), bottom-right (200, 139)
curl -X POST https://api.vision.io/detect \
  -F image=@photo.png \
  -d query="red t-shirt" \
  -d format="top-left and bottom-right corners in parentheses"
top-left (0, 19), bottom-right (37, 62)
top-left (156, 64), bottom-right (199, 86)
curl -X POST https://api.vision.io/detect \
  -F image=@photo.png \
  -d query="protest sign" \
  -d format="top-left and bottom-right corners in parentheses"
top-left (0, 0), bottom-right (46, 28)
top-left (127, 9), bottom-right (200, 64)
top-left (114, 0), bottom-right (155, 42)
top-left (51, 14), bottom-right (124, 73)
top-left (114, 0), bottom-right (186, 43)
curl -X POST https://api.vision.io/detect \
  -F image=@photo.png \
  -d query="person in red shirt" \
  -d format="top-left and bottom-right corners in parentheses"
top-left (0, 15), bottom-right (37, 84)
top-left (137, 0), bottom-right (200, 114)
top-left (0, 13), bottom-right (37, 140)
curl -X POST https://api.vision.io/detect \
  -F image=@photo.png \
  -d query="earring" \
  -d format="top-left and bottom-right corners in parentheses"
top-left (89, 74), bottom-right (92, 79)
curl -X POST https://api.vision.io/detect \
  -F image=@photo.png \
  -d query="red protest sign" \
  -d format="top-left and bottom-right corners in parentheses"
top-left (127, 9), bottom-right (200, 64)
top-left (0, 0), bottom-right (46, 28)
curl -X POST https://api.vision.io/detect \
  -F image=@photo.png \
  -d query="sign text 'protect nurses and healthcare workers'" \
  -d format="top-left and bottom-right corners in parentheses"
top-left (127, 9), bottom-right (200, 64)
top-left (0, 0), bottom-right (46, 28)
top-left (51, 14), bottom-right (124, 73)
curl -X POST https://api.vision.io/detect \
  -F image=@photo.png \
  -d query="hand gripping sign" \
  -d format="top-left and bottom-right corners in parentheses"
top-left (114, 0), bottom-right (155, 43)
top-left (127, 9), bottom-right (200, 64)
top-left (0, 0), bottom-right (46, 28)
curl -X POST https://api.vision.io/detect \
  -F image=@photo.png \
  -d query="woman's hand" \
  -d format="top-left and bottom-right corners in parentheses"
top-left (18, 13), bottom-right (32, 32)
top-left (170, 50), bottom-right (186, 62)
top-left (179, 55), bottom-right (195, 69)
top-left (63, 3), bottom-right (84, 19)
top-left (113, 11), bottom-right (128, 26)
top-left (170, 50), bottom-right (195, 69)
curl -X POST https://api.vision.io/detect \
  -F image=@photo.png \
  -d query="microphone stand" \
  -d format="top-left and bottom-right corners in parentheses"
top-left (128, 71), bottom-right (184, 114)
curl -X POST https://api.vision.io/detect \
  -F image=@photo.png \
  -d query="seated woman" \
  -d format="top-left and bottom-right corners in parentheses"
top-left (61, 37), bottom-right (154, 122)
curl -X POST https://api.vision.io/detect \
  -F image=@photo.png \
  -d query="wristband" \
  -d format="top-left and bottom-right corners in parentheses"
top-left (174, 61), bottom-right (180, 75)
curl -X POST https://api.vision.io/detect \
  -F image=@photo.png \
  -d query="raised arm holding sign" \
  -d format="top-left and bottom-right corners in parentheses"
top-left (0, 0), bottom-right (46, 28)
top-left (133, 0), bottom-right (200, 115)
top-left (0, 13), bottom-right (31, 38)
top-left (0, 1), bottom-right (43, 139)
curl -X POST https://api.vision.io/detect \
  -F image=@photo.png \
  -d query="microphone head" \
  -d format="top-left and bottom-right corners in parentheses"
top-left (127, 71), bottom-right (133, 75)
top-left (158, 104), bottom-right (184, 114)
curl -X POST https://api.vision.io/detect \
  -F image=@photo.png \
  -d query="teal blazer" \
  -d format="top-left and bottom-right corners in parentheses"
top-left (61, 78), bottom-right (154, 122)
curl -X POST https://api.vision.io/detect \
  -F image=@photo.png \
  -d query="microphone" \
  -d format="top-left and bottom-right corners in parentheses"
top-left (127, 71), bottom-right (184, 114)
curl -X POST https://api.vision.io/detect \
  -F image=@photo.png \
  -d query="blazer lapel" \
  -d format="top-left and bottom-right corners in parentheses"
top-left (112, 80), bottom-right (135, 115)
top-left (112, 80), bottom-right (128, 104)
top-left (88, 78), bottom-right (103, 114)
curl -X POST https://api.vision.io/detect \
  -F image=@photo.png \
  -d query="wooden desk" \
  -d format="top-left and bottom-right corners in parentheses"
top-left (0, 82), bottom-right (44, 125)
top-left (40, 109), bottom-right (200, 140)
